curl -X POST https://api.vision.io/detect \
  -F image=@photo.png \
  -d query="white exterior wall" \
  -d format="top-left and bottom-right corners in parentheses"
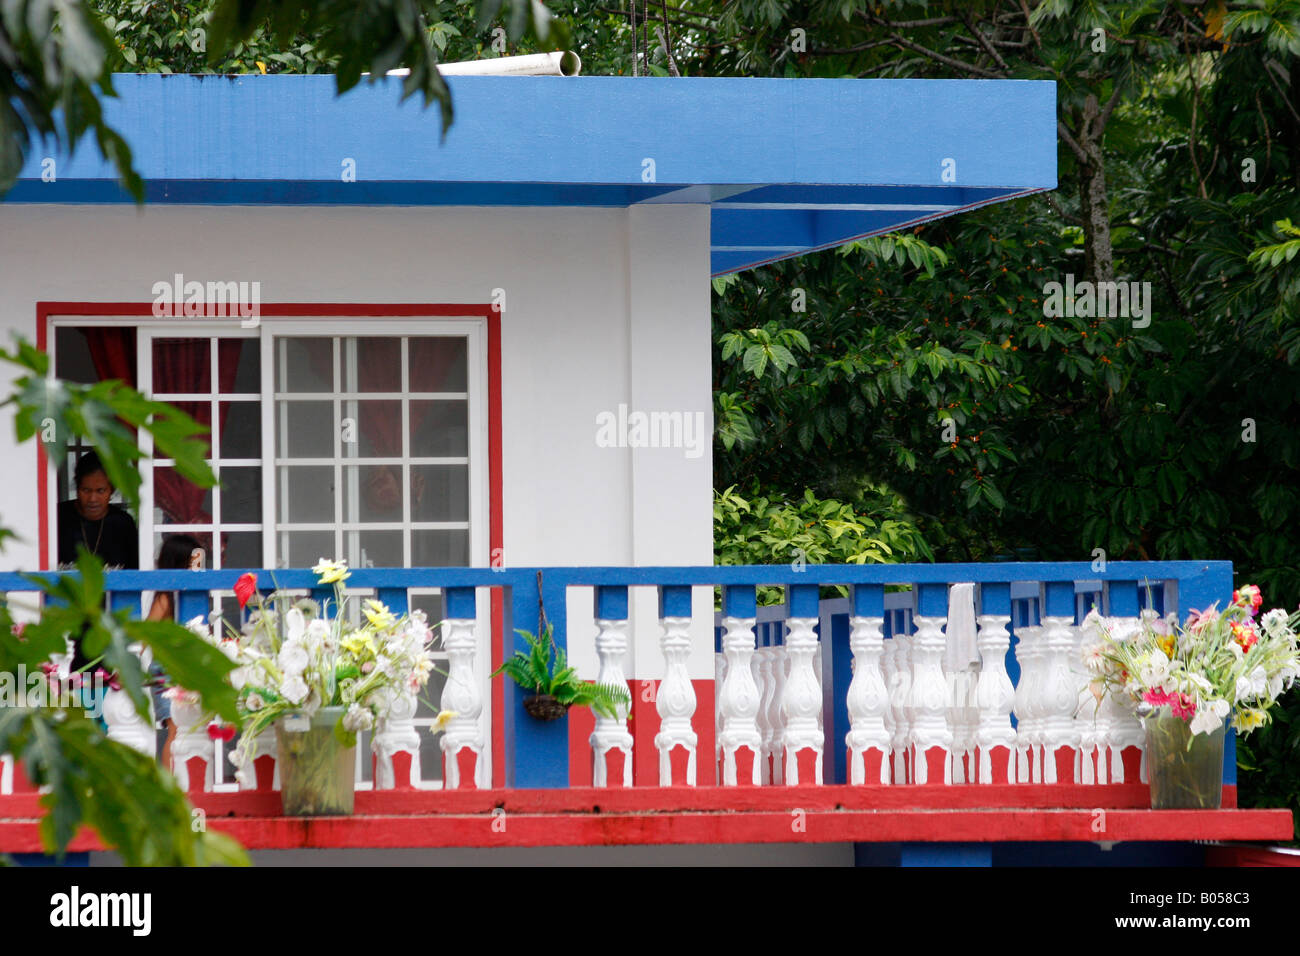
top-left (0, 203), bottom-right (715, 677)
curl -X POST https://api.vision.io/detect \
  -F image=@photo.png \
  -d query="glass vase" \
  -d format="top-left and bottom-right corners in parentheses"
top-left (1142, 708), bottom-right (1224, 809)
top-left (275, 706), bottom-right (356, 816)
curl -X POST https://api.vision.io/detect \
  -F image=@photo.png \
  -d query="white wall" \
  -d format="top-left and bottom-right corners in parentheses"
top-left (0, 203), bottom-right (716, 676)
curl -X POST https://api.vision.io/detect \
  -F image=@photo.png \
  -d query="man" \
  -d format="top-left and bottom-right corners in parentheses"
top-left (57, 451), bottom-right (139, 570)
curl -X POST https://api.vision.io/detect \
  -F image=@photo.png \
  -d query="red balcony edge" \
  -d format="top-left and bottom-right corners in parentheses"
top-left (0, 786), bottom-right (1284, 853)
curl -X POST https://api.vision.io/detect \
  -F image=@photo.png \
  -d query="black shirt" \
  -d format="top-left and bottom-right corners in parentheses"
top-left (57, 500), bottom-right (139, 570)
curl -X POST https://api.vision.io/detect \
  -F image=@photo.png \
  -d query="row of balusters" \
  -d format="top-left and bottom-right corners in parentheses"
top-left (0, 605), bottom-right (1156, 794)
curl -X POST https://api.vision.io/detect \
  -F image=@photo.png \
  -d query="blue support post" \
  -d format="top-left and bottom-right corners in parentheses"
top-left (503, 573), bottom-right (569, 788)
top-left (1044, 580), bottom-right (1074, 620)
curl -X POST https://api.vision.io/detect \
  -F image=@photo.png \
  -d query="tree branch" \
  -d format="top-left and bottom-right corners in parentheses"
top-left (959, 9), bottom-right (1010, 72)
top-left (883, 31), bottom-right (1002, 78)
top-left (1058, 119), bottom-right (1089, 165)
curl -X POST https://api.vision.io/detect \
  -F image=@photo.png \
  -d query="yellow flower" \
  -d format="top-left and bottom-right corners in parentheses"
top-left (1157, 634), bottom-right (1176, 659)
top-left (342, 633), bottom-right (376, 657)
top-left (1232, 708), bottom-right (1267, 733)
top-left (312, 558), bottom-right (351, 584)
top-left (363, 599), bottom-right (397, 629)
top-left (429, 710), bottom-right (457, 734)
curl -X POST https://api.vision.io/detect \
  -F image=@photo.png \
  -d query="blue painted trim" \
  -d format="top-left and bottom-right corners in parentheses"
top-left (377, 587), bottom-right (408, 615)
top-left (1045, 580), bottom-right (1074, 618)
top-left (980, 581), bottom-right (1011, 616)
top-left (660, 585), bottom-right (694, 618)
top-left (829, 611), bottom-right (852, 785)
top-left (851, 583), bottom-right (884, 618)
top-left (917, 582), bottom-right (947, 617)
top-left (443, 586), bottom-right (476, 620)
top-left (177, 589), bottom-right (209, 624)
top-left (594, 585), bottom-right (628, 621)
top-left (787, 583), bottom-right (819, 619)
top-left (1109, 581), bottom-right (1139, 618)
top-left (900, 843), bottom-right (993, 867)
top-left (720, 585), bottom-right (756, 619)
top-left (10, 74), bottom-right (1056, 275)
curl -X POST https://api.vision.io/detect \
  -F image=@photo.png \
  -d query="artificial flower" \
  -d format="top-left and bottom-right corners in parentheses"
top-left (278, 640), bottom-right (309, 675)
top-left (1170, 692), bottom-right (1196, 720)
top-left (363, 599), bottom-right (397, 630)
top-left (1233, 584), bottom-right (1263, 616)
top-left (1231, 708), bottom-right (1267, 732)
top-left (429, 709), bottom-right (457, 733)
top-left (1189, 699), bottom-right (1229, 736)
top-left (281, 674), bottom-right (309, 705)
top-left (312, 557), bottom-right (351, 584)
top-left (207, 721), bottom-right (236, 742)
top-left (234, 572), bottom-right (259, 609)
top-left (343, 703), bottom-right (374, 733)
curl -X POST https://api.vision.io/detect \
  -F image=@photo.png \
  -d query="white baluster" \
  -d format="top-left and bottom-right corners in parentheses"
top-left (235, 728), bottom-right (279, 790)
top-left (782, 616), bottom-right (823, 785)
top-left (1013, 624), bottom-right (1044, 782)
top-left (974, 613), bottom-right (1017, 784)
top-left (374, 685), bottom-right (422, 789)
top-left (169, 697), bottom-right (214, 791)
top-left (1, 753), bottom-right (12, 794)
top-left (590, 617), bottom-right (633, 788)
top-left (907, 614), bottom-right (953, 785)
top-left (767, 645), bottom-right (788, 784)
top-left (1040, 614), bottom-right (1082, 784)
top-left (714, 649), bottom-right (726, 777)
top-left (846, 616), bottom-right (890, 785)
top-left (1102, 612), bottom-right (1150, 784)
top-left (655, 616), bottom-right (698, 785)
top-left (1074, 614), bottom-right (1105, 784)
top-left (717, 615), bottom-right (762, 786)
top-left (751, 645), bottom-right (772, 785)
top-left (886, 634), bottom-right (912, 783)
top-left (440, 617), bottom-right (485, 789)
top-left (103, 646), bottom-right (156, 757)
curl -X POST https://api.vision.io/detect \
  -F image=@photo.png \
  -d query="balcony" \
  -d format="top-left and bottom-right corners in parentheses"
top-left (0, 562), bottom-right (1290, 863)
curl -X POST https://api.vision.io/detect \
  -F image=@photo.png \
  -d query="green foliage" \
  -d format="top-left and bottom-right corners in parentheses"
top-left (714, 484), bottom-right (932, 605)
top-left (492, 625), bottom-right (631, 719)
top-left (1238, 687), bottom-right (1300, 841)
top-left (0, 335), bottom-right (243, 864)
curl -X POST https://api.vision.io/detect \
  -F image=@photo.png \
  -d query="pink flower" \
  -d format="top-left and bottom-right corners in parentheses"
top-left (1143, 688), bottom-right (1173, 708)
top-left (1234, 585), bottom-right (1263, 617)
top-left (1186, 606), bottom-right (1219, 633)
top-left (1170, 693), bottom-right (1196, 720)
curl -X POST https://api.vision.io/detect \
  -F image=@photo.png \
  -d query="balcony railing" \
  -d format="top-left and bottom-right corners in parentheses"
top-left (0, 560), bottom-right (1238, 796)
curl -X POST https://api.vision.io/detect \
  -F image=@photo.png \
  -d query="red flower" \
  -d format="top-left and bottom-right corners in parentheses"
top-left (234, 572), bottom-right (259, 609)
top-left (207, 722), bottom-right (236, 742)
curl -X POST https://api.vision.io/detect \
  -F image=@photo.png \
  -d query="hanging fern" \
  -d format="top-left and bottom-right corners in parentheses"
top-left (492, 625), bottom-right (631, 720)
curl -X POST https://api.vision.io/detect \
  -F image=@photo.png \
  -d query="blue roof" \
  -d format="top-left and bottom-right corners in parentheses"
top-left (8, 74), bottom-right (1056, 274)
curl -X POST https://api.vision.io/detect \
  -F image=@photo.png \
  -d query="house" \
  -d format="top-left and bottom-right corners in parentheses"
top-left (2, 72), bottom-right (1284, 865)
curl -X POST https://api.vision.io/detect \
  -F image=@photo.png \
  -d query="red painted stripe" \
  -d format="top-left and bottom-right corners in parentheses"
top-left (486, 308), bottom-right (504, 789)
top-left (1, 804), bottom-right (1285, 853)
top-left (35, 304), bottom-right (50, 570)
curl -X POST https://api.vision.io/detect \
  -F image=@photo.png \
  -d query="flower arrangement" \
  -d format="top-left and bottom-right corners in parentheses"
top-left (1083, 584), bottom-right (1300, 737)
top-left (227, 559), bottom-right (455, 768)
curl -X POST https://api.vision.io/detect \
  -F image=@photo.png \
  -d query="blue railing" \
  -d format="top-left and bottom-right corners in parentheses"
top-left (0, 560), bottom-right (1234, 791)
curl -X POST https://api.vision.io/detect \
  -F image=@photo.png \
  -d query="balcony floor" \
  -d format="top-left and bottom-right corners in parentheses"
top-left (0, 786), bottom-right (1289, 852)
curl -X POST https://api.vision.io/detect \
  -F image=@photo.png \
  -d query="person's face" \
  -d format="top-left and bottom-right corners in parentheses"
top-left (76, 470), bottom-right (113, 521)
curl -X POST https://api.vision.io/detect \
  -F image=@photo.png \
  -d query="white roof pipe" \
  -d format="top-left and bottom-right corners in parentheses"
top-left (388, 52), bottom-right (581, 78)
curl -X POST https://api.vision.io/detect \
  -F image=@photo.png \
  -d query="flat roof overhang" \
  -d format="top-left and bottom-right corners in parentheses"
top-left (7, 74), bottom-right (1057, 275)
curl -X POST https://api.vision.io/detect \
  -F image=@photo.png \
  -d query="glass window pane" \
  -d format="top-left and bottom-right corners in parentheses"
top-left (220, 467), bottom-right (262, 523)
top-left (169, 402), bottom-right (212, 458)
top-left (351, 400), bottom-right (402, 458)
top-left (410, 592), bottom-right (445, 623)
top-left (410, 400), bottom-right (468, 457)
top-left (411, 465), bottom-right (468, 522)
top-left (409, 338), bottom-right (467, 392)
top-left (283, 530), bottom-right (337, 568)
top-left (154, 339), bottom-right (210, 393)
top-left (220, 402), bottom-right (261, 459)
top-left (416, 669), bottom-right (449, 783)
top-left (281, 401), bottom-right (335, 458)
top-left (154, 467), bottom-right (212, 524)
top-left (342, 465), bottom-right (408, 522)
top-left (221, 339), bottom-right (260, 393)
top-left (220, 531), bottom-right (262, 570)
top-left (412, 530), bottom-right (469, 567)
top-left (278, 466), bottom-right (335, 524)
top-left (351, 530), bottom-right (403, 568)
top-left (352, 338), bottom-right (402, 393)
top-left (278, 338), bottom-right (334, 393)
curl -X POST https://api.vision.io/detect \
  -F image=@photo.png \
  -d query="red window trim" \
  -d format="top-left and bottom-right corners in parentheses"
top-left (36, 301), bottom-right (506, 786)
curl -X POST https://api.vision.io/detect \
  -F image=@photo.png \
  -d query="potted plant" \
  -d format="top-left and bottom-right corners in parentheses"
top-left (1083, 584), bottom-right (1300, 809)
top-left (493, 624), bottom-right (631, 721)
top-left (225, 559), bottom-right (455, 815)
